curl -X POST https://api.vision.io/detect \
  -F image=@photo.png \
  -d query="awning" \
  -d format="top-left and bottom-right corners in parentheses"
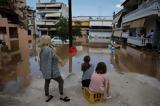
top-left (113, 30), bottom-right (122, 37)
top-left (113, 13), bottom-right (122, 23)
top-left (46, 4), bottom-right (61, 8)
top-left (122, 18), bottom-right (145, 28)
top-left (130, 18), bottom-right (145, 28)
top-left (36, 4), bottom-right (46, 8)
top-left (45, 13), bottom-right (61, 17)
top-left (122, 22), bottom-right (131, 27)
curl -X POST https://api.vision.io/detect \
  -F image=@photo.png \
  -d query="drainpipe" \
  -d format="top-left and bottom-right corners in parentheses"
top-left (33, 10), bottom-right (37, 61)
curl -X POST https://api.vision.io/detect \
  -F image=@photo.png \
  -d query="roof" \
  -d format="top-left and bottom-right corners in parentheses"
top-left (121, 0), bottom-right (129, 6)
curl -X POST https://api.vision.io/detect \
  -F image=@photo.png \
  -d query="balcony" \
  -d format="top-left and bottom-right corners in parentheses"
top-left (37, 27), bottom-right (56, 31)
top-left (36, 9), bottom-right (61, 13)
top-left (127, 36), bottom-right (152, 47)
top-left (36, 3), bottom-right (62, 11)
top-left (122, 32), bottom-right (129, 38)
top-left (122, 0), bottom-right (160, 23)
top-left (36, 20), bottom-right (57, 26)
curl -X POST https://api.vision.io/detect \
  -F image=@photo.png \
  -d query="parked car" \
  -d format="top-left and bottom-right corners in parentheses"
top-left (51, 36), bottom-right (69, 44)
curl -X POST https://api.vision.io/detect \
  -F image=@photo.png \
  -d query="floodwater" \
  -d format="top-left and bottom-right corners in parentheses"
top-left (0, 45), bottom-right (160, 94)
top-left (113, 46), bottom-right (160, 80)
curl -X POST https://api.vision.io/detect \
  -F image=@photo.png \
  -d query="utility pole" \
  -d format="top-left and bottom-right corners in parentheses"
top-left (68, 0), bottom-right (72, 47)
top-left (68, 0), bottom-right (72, 73)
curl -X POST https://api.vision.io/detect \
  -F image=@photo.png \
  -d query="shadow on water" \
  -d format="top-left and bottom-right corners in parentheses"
top-left (112, 46), bottom-right (160, 80)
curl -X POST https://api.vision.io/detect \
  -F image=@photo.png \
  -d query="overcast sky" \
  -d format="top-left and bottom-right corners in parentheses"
top-left (27, 0), bottom-right (124, 16)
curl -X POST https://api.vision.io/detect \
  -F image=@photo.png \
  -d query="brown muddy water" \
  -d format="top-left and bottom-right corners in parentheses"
top-left (0, 45), bottom-right (160, 94)
top-left (113, 46), bottom-right (160, 80)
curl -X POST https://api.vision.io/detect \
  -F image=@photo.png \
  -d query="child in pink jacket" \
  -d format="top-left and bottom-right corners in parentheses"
top-left (89, 62), bottom-right (111, 100)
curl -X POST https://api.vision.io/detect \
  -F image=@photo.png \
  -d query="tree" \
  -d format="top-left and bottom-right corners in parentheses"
top-left (0, 0), bottom-right (27, 29)
top-left (55, 17), bottom-right (81, 42)
top-left (56, 17), bottom-right (69, 42)
top-left (72, 21), bottom-right (81, 37)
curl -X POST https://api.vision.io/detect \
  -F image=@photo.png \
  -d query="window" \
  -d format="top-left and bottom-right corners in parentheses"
top-left (28, 30), bottom-right (31, 35)
top-left (10, 40), bottom-right (19, 51)
top-left (28, 40), bottom-right (32, 43)
top-left (0, 27), bottom-right (7, 40)
top-left (0, 27), bottom-right (6, 34)
top-left (9, 27), bottom-right (18, 38)
top-left (41, 31), bottom-right (47, 35)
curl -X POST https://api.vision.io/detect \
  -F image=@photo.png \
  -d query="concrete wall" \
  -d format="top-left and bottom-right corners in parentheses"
top-left (90, 20), bottom-right (112, 26)
top-left (89, 31), bottom-right (112, 43)
top-left (0, 17), bottom-right (30, 88)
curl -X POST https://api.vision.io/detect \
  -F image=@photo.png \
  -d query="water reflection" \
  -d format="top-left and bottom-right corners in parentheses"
top-left (113, 46), bottom-right (160, 80)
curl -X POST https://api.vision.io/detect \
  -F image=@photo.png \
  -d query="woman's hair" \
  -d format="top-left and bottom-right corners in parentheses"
top-left (95, 62), bottom-right (107, 74)
top-left (81, 56), bottom-right (91, 72)
top-left (40, 35), bottom-right (51, 47)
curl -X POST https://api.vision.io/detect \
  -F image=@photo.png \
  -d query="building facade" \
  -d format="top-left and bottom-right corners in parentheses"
top-left (72, 16), bottom-right (90, 44)
top-left (27, 7), bottom-right (36, 51)
top-left (0, 0), bottom-right (30, 90)
top-left (72, 16), bottom-right (113, 44)
top-left (89, 16), bottom-right (113, 43)
top-left (112, 10), bottom-right (125, 44)
top-left (36, 1), bottom-right (68, 37)
top-left (121, 0), bottom-right (160, 48)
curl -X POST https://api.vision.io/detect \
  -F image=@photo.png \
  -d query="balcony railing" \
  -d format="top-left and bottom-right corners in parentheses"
top-left (122, 32), bottom-right (128, 38)
top-left (36, 9), bottom-right (61, 13)
top-left (127, 36), bottom-right (152, 47)
top-left (123, 0), bottom-right (160, 23)
top-left (37, 19), bottom-right (58, 22)
top-left (36, 20), bottom-right (57, 26)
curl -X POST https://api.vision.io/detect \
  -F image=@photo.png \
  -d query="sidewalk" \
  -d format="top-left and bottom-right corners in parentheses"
top-left (0, 70), bottom-right (160, 106)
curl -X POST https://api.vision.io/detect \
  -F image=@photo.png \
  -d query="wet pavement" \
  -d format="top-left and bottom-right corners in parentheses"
top-left (0, 45), bottom-right (160, 106)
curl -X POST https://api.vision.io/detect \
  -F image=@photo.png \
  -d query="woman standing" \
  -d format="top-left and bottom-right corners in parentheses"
top-left (39, 35), bottom-right (70, 102)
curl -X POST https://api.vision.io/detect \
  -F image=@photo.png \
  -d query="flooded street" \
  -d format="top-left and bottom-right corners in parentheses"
top-left (0, 45), bottom-right (160, 106)
top-left (30, 45), bottom-right (114, 79)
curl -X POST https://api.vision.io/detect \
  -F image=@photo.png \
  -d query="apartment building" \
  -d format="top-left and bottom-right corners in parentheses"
top-left (36, 1), bottom-right (68, 37)
top-left (89, 16), bottom-right (113, 43)
top-left (112, 10), bottom-right (125, 44)
top-left (121, 0), bottom-right (160, 48)
top-left (72, 16), bottom-right (90, 44)
top-left (0, 0), bottom-right (30, 90)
